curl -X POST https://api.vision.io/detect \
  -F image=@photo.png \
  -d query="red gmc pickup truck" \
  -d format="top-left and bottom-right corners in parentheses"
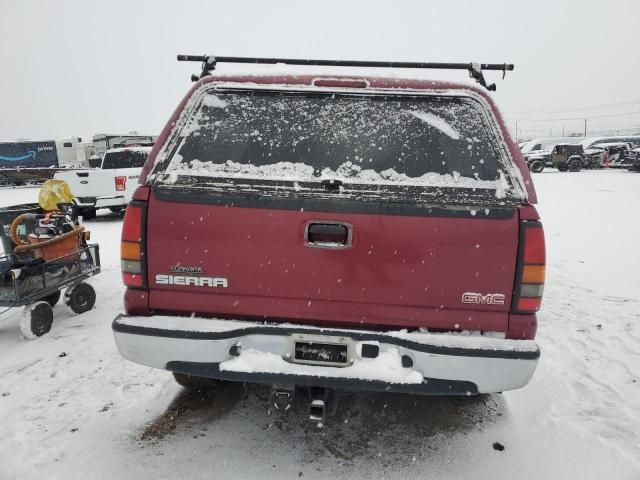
top-left (113, 57), bottom-right (545, 418)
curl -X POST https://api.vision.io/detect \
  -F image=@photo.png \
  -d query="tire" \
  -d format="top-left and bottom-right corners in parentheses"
top-left (568, 157), bottom-right (582, 172)
top-left (557, 164), bottom-right (569, 172)
top-left (65, 282), bottom-right (96, 314)
top-left (42, 289), bottom-right (61, 307)
top-left (529, 160), bottom-right (545, 173)
top-left (172, 372), bottom-right (223, 391)
top-left (80, 208), bottom-right (97, 221)
top-left (19, 301), bottom-right (54, 339)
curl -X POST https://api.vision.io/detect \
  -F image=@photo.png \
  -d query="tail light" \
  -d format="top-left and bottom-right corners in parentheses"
top-left (512, 221), bottom-right (546, 313)
top-left (121, 200), bottom-right (146, 288)
top-left (115, 176), bottom-right (127, 191)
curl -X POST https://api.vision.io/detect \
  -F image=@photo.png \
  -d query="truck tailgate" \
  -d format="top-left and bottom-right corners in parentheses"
top-left (145, 189), bottom-right (518, 332)
top-left (55, 169), bottom-right (115, 198)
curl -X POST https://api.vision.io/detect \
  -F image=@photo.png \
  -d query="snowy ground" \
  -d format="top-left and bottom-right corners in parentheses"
top-left (0, 170), bottom-right (639, 480)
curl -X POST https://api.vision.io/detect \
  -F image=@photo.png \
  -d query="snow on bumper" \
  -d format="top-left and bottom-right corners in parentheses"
top-left (112, 315), bottom-right (540, 395)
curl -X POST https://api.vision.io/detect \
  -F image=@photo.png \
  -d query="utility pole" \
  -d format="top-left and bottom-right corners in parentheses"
top-left (584, 118), bottom-right (587, 136)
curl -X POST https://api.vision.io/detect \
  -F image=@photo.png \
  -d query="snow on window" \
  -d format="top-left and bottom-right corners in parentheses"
top-left (408, 111), bottom-right (461, 140)
top-left (172, 159), bottom-right (510, 196)
top-left (155, 89), bottom-right (523, 201)
top-left (201, 94), bottom-right (227, 109)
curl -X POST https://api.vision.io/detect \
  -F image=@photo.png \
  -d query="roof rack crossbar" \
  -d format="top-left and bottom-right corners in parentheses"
top-left (177, 55), bottom-right (513, 91)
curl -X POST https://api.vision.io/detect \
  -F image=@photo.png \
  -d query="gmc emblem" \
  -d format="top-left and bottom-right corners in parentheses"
top-left (461, 292), bottom-right (506, 305)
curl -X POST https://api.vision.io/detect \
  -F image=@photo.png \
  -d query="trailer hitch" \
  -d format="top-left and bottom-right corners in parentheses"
top-left (265, 385), bottom-right (341, 427)
top-left (308, 387), bottom-right (340, 427)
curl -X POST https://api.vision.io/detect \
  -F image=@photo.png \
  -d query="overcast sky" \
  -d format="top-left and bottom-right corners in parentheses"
top-left (1, 0), bottom-right (638, 142)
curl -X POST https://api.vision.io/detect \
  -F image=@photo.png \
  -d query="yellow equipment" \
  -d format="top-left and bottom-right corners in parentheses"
top-left (38, 179), bottom-right (74, 212)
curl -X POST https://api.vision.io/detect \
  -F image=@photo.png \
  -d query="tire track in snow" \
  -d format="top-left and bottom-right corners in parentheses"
top-left (537, 272), bottom-right (640, 467)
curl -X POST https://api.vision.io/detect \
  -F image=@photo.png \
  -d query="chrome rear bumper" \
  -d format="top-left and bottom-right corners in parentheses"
top-left (113, 314), bottom-right (540, 395)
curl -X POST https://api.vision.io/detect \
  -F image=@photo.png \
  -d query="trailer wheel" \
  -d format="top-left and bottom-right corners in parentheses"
top-left (172, 372), bottom-right (223, 391)
top-left (42, 289), bottom-right (61, 307)
top-left (529, 160), bottom-right (545, 173)
top-left (65, 282), bottom-right (96, 314)
top-left (19, 301), bottom-right (54, 339)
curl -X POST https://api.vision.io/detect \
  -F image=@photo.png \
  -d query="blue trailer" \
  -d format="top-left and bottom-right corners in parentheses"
top-left (0, 140), bottom-right (60, 185)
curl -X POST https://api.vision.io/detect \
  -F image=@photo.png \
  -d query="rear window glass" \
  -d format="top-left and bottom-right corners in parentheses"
top-left (155, 90), bottom-right (524, 200)
top-left (102, 150), bottom-right (148, 169)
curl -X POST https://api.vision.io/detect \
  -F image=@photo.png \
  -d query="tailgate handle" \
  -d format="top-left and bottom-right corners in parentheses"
top-left (76, 172), bottom-right (89, 177)
top-left (305, 222), bottom-right (352, 249)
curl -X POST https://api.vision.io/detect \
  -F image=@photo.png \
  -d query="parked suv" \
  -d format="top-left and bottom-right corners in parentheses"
top-left (113, 58), bottom-right (545, 418)
top-left (551, 144), bottom-right (603, 171)
top-left (520, 137), bottom-right (584, 172)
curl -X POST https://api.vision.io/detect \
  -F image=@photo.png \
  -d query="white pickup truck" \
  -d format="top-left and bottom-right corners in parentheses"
top-left (54, 147), bottom-right (151, 219)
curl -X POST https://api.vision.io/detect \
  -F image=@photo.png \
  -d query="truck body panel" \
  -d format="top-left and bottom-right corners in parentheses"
top-left (146, 189), bottom-right (519, 333)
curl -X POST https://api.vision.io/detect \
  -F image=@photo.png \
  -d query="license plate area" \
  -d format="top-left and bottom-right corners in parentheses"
top-left (289, 334), bottom-right (352, 367)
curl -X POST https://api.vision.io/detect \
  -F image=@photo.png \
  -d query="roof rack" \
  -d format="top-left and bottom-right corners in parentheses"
top-left (177, 55), bottom-right (514, 91)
